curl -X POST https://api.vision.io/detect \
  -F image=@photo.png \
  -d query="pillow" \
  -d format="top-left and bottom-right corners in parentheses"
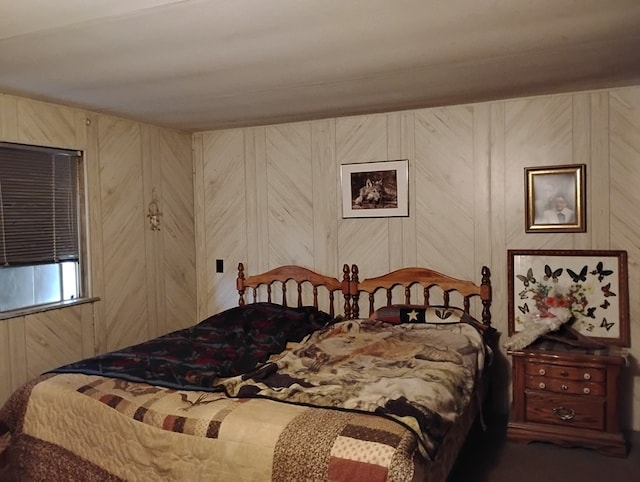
top-left (369, 304), bottom-right (466, 325)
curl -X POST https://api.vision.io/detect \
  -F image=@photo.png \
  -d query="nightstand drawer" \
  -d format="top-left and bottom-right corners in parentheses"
top-left (525, 391), bottom-right (605, 430)
top-left (508, 345), bottom-right (626, 456)
top-left (526, 375), bottom-right (605, 396)
top-left (525, 362), bottom-right (605, 382)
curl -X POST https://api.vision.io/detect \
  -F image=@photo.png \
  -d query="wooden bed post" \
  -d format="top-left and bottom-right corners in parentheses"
top-left (350, 264), bottom-right (360, 319)
top-left (237, 262), bottom-right (246, 306)
top-left (481, 266), bottom-right (492, 325)
top-left (341, 264), bottom-right (352, 319)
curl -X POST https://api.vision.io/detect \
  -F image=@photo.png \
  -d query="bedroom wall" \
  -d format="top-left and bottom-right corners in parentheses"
top-left (0, 94), bottom-right (197, 406)
top-left (194, 85), bottom-right (640, 431)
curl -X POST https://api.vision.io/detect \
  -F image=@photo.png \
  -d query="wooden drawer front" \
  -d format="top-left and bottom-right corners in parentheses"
top-left (525, 391), bottom-right (605, 430)
top-left (526, 376), bottom-right (605, 396)
top-left (525, 362), bottom-right (605, 383)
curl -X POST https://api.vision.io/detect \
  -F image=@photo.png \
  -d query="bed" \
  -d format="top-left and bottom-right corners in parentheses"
top-left (0, 262), bottom-right (493, 482)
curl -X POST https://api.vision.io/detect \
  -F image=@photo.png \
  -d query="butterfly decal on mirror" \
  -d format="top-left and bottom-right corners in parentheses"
top-left (518, 303), bottom-right (529, 314)
top-left (585, 307), bottom-right (596, 318)
top-left (591, 261), bottom-right (613, 282)
top-left (567, 265), bottom-right (588, 283)
top-left (601, 283), bottom-right (616, 297)
top-left (600, 300), bottom-right (610, 309)
top-left (516, 268), bottom-right (536, 287)
top-left (543, 264), bottom-right (563, 282)
top-left (600, 318), bottom-right (614, 331)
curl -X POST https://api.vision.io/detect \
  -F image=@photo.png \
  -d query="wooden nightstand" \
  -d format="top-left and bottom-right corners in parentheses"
top-left (507, 340), bottom-right (628, 457)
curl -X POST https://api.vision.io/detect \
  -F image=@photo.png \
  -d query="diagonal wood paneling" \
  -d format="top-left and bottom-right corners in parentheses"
top-left (0, 316), bottom-right (27, 401)
top-left (336, 114), bottom-right (388, 165)
top-left (160, 128), bottom-right (197, 332)
top-left (505, 95), bottom-right (573, 166)
top-left (387, 112), bottom-right (414, 272)
top-left (266, 123), bottom-right (314, 268)
top-left (589, 92), bottom-right (611, 249)
top-left (16, 97), bottom-right (78, 148)
top-left (610, 90), bottom-right (640, 423)
top-left (202, 129), bottom-right (247, 314)
top-left (336, 114), bottom-right (390, 277)
top-left (414, 106), bottom-right (474, 280)
top-left (311, 119), bottom-right (339, 276)
top-left (98, 115), bottom-right (148, 350)
top-left (193, 133), bottom-right (208, 320)
top-left (247, 127), bottom-right (270, 274)
top-left (142, 124), bottom-right (162, 339)
top-left (0, 94), bottom-right (19, 140)
top-left (504, 95), bottom-right (573, 249)
top-left (399, 113), bottom-right (418, 269)
top-left (0, 320), bottom-right (11, 398)
top-left (25, 307), bottom-right (84, 378)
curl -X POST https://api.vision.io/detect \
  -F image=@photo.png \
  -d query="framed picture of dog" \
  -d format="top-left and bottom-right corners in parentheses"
top-left (340, 159), bottom-right (409, 218)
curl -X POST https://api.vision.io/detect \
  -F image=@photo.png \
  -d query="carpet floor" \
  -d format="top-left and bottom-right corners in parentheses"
top-left (447, 415), bottom-right (640, 482)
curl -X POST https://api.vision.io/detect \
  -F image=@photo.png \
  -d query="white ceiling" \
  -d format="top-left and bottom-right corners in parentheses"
top-left (1, 0), bottom-right (640, 132)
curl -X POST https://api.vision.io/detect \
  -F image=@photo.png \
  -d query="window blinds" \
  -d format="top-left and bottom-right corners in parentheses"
top-left (0, 143), bottom-right (81, 266)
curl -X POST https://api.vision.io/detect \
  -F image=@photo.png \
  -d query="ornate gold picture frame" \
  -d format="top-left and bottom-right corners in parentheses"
top-left (525, 164), bottom-right (586, 233)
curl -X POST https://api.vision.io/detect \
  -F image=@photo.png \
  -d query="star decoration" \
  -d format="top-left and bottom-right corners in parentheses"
top-left (407, 309), bottom-right (419, 321)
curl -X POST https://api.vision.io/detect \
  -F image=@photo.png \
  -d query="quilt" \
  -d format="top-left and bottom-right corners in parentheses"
top-left (1, 373), bottom-right (426, 481)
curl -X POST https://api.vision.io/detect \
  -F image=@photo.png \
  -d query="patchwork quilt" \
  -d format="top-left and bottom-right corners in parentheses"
top-left (1, 373), bottom-right (427, 481)
top-left (0, 308), bottom-right (487, 482)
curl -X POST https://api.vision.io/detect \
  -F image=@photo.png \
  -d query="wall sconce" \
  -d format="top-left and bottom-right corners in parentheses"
top-left (147, 188), bottom-right (162, 231)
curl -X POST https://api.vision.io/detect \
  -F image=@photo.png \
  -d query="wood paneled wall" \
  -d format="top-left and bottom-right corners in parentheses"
top-left (194, 86), bottom-right (640, 430)
top-left (1, 86), bottom-right (638, 431)
top-left (0, 94), bottom-right (196, 406)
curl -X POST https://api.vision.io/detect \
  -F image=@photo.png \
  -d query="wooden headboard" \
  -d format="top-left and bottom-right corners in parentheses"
top-left (236, 263), bottom-right (351, 318)
top-left (236, 263), bottom-right (492, 325)
top-left (349, 265), bottom-right (492, 325)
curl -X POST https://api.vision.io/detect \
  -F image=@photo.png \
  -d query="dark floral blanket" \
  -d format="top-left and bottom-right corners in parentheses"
top-left (219, 318), bottom-right (488, 460)
top-left (51, 303), bottom-right (334, 390)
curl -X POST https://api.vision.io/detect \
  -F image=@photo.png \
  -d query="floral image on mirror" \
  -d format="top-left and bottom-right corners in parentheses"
top-left (508, 250), bottom-right (630, 347)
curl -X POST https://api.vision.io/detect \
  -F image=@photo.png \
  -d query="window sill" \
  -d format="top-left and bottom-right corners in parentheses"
top-left (0, 297), bottom-right (100, 321)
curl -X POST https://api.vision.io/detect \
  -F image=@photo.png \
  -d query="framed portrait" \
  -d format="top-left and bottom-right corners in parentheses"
top-left (508, 249), bottom-right (630, 346)
top-left (525, 164), bottom-right (586, 233)
top-left (341, 159), bottom-right (409, 218)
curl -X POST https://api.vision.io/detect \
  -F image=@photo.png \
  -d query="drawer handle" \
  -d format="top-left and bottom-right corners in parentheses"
top-left (583, 373), bottom-right (591, 380)
top-left (553, 407), bottom-right (575, 421)
top-left (539, 382), bottom-right (546, 389)
top-left (560, 370), bottom-right (569, 377)
top-left (583, 387), bottom-right (591, 395)
top-left (561, 384), bottom-right (569, 391)
top-left (539, 368), bottom-right (546, 376)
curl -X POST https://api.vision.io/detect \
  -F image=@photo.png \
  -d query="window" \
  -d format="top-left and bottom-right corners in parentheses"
top-left (0, 142), bottom-right (84, 313)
